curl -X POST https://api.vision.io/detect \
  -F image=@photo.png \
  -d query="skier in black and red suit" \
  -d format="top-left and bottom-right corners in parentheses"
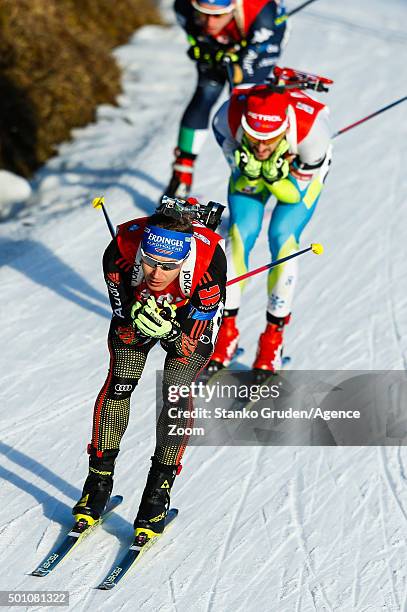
top-left (164, 0), bottom-right (288, 198)
top-left (72, 198), bottom-right (226, 539)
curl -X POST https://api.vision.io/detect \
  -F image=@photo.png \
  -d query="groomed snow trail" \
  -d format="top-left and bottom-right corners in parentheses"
top-left (0, 1), bottom-right (407, 610)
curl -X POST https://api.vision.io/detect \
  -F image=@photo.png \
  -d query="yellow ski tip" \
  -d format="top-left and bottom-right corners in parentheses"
top-left (311, 243), bottom-right (324, 255)
top-left (92, 197), bottom-right (105, 209)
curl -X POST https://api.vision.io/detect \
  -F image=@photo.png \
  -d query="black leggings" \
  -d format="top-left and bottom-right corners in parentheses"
top-left (90, 323), bottom-right (214, 465)
top-left (181, 64), bottom-right (226, 131)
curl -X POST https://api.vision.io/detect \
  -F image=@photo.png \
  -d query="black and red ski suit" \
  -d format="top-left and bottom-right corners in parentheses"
top-left (89, 217), bottom-right (226, 467)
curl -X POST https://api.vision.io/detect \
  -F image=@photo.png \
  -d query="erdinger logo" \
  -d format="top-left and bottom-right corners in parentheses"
top-left (248, 111), bottom-right (283, 122)
top-left (147, 233), bottom-right (184, 247)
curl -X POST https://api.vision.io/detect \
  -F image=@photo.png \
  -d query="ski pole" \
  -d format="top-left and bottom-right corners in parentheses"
top-left (222, 56), bottom-right (236, 92)
top-left (332, 95), bottom-right (407, 139)
top-left (92, 197), bottom-right (115, 238)
top-left (275, 0), bottom-right (320, 24)
top-left (227, 243), bottom-right (323, 286)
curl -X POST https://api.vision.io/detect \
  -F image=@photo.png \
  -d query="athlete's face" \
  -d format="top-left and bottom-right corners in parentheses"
top-left (197, 8), bottom-right (234, 36)
top-left (244, 132), bottom-right (286, 161)
top-left (142, 254), bottom-right (182, 292)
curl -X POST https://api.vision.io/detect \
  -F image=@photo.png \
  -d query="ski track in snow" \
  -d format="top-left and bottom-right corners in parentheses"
top-left (1, 0), bottom-right (407, 610)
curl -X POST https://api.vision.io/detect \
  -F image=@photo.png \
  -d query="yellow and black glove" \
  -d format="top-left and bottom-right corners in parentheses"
top-left (234, 144), bottom-right (263, 180)
top-left (187, 36), bottom-right (241, 81)
top-left (131, 296), bottom-right (181, 341)
top-left (261, 139), bottom-right (290, 184)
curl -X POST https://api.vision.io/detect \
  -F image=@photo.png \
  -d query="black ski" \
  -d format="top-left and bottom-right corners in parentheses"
top-left (97, 508), bottom-right (178, 590)
top-left (31, 495), bottom-right (123, 577)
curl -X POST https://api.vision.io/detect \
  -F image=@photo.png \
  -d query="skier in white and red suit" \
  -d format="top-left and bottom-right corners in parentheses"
top-left (72, 205), bottom-right (226, 538)
top-left (164, 0), bottom-right (288, 198)
top-left (210, 81), bottom-right (332, 373)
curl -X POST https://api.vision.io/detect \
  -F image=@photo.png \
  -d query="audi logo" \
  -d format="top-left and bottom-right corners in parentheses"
top-left (115, 384), bottom-right (133, 392)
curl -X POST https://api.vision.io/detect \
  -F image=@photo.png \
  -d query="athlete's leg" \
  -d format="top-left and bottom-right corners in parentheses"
top-left (73, 325), bottom-right (156, 519)
top-left (178, 65), bottom-right (226, 156)
top-left (90, 327), bottom-right (156, 452)
top-left (225, 181), bottom-right (268, 312)
top-left (155, 325), bottom-right (216, 465)
top-left (133, 324), bottom-right (216, 534)
top-left (165, 67), bottom-right (226, 197)
top-left (267, 152), bottom-right (332, 318)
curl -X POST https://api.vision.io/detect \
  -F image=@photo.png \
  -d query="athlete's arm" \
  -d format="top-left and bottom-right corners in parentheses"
top-left (239, 2), bottom-right (287, 83)
top-left (212, 101), bottom-right (241, 169)
top-left (164, 244), bottom-right (227, 356)
top-left (102, 238), bottom-right (135, 325)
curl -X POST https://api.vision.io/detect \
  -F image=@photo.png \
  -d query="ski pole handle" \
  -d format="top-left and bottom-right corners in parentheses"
top-left (92, 197), bottom-right (116, 238)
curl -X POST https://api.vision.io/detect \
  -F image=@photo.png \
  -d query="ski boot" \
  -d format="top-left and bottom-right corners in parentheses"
top-left (206, 314), bottom-right (240, 373)
top-left (133, 457), bottom-right (179, 540)
top-left (163, 149), bottom-right (196, 199)
top-left (72, 446), bottom-right (119, 525)
top-left (252, 314), bottom-right (291, 381)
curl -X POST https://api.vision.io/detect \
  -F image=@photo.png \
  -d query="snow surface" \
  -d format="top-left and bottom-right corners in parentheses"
top-left (1, 0), bottom-right (407, 610)
top-left (0, 171), bottom-right (31, 220)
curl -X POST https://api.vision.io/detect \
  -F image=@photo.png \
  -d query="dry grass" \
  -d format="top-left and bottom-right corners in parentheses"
top-left (0, 0), bottom-right (161, 176)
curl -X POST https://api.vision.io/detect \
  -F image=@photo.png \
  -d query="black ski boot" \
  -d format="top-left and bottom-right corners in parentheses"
top-left (72, 447), bottom-right (119, 524)
top-left (133, 457), bottom-right (179, 539)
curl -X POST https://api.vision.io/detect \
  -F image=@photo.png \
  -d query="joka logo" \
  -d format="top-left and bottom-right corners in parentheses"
top-left (198, 284), bottom-right (220, 307)
top-left (183, 270), bottom-right (192, 292)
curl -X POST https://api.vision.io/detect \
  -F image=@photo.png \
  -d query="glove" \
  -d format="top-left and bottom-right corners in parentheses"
top-left (131, 296), bottom-right (181, 341)
top-left (213, 49), bottom-right (239, 65)
top-left (187, 36), bottom-right (240, 70)
top-left (234, 144), bottom-right (262, 179)
top-left (187, 36), bottom-right (215, 65)
top-left (261, 139), bottom-right (290, 184)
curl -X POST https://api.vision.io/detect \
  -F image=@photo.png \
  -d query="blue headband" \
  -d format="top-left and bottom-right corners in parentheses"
top-left (142, 225), bottom-right (192, 260)
top-left (192, 0), bottom-right (234, 13)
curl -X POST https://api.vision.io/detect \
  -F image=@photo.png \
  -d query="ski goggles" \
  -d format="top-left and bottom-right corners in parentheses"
top-left (243, 131), bottom-right (286, 147)
top-left (140, 248), bottom-right (186, 271)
